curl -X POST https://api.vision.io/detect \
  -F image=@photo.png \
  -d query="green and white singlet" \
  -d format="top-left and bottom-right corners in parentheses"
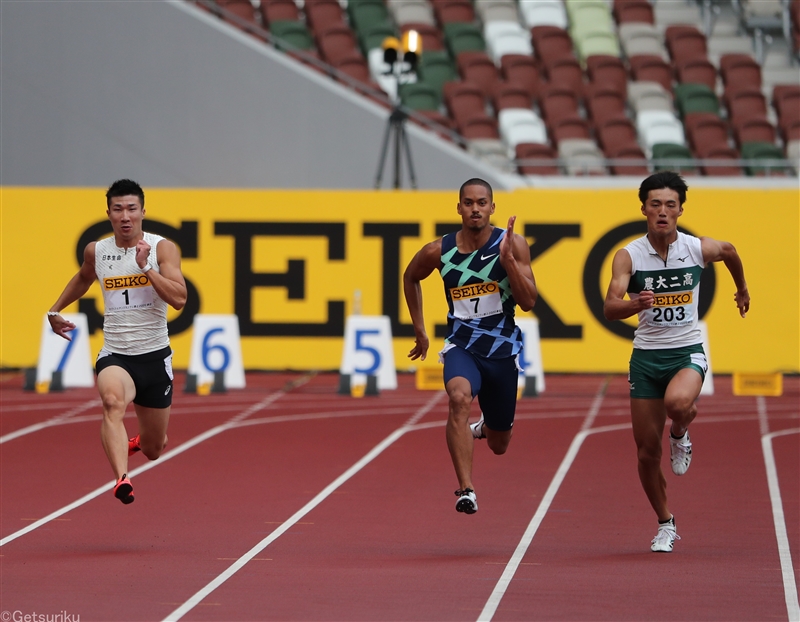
top-left (625, 232), bottom-right (705, 350)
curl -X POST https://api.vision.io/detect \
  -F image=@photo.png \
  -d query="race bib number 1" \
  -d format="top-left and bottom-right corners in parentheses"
top-left (450, 281), bottom-right (503, 320)
top-left (103, 274), bottom-right (155, 312)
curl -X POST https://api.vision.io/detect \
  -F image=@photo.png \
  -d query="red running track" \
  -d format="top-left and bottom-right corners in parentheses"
top-left (1, 372), bottom-right (798, 621)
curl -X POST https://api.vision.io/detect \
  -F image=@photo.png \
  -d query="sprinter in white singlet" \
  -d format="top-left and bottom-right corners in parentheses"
top-left (47, 179), bottom-right (187, 504)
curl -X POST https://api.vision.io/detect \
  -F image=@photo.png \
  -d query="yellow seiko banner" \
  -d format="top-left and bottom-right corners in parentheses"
top-left (1, 186), bottom-right (797, 374)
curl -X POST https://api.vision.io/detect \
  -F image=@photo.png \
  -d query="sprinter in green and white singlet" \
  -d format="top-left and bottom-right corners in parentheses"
top-left (604, 172), bottom-right (750, 553)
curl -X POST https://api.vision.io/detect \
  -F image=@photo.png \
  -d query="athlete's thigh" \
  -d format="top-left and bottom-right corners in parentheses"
top-left (664, 367), bottom-right (703, 407)
top-left (630, 398), bottom-right (666, 449)
top-left (96, 365), bottom-right (137, 411)
top-left (443, 347), bottom-right (481, 398)
top-left (134, 404), bottom-right (170, 441)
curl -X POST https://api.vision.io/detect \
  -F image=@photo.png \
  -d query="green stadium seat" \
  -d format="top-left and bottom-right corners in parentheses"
top-left (443, 22), bottom-right (486, 57)
top-left (674, 84), bottom-right (720, 118)
top-left (270, 21), bottom-right (315, 52)
top-left (418, 51), bottom-right (458, 96)
top-left (651, 143), bottom-right (697, 174)
top-left (740, 142), bottom-right (790, 176)
top-left (398, 82), bottom-right (442, 111)
top-left (358, 23), bottom-right (398, 55)
top-left (347, 0), bottom-right (391, 34)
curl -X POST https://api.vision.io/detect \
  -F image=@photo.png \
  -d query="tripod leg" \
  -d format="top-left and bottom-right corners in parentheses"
top-left (399, 122), bottom-right (417, 189)
top-left (393, 119), bottom-right (403, 189)
top-left (374, 116), bottom-right (395, 189)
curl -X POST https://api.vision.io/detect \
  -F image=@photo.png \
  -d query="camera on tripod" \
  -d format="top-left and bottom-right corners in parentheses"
top-left (374, 30), bottom-right (423, 190)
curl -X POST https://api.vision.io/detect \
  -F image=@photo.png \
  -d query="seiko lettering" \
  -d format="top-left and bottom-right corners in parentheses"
top-left (450, 281), bottom-right (503, 320)
top-left (103, 275), bottom-right (151, 290)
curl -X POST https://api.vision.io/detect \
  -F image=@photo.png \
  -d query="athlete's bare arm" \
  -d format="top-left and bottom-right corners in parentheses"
top-left (604, 248), bottom-right (654, 321)
top-left (48, 242), bottom-right (99, 341)
top-left (143, 239), bottom-right (188, 310)
top-left (403, 239), bottom-right (442, 361)
top-left (498, 216), bottom-right (537, 312)
top-left (700, 236), bottom-right (749, 318)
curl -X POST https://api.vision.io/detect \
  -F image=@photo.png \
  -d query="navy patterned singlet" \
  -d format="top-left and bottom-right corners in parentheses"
top-left (440, 227), bottom-right (522, 359)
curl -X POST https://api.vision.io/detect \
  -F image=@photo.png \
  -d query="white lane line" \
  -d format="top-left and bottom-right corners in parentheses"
top-left (758, 395), bottom-right (770, 436)
top-left (761, 427), bottom-right (800, 622)
top-left (478, 378), bottom-right (611, 622)
top-left (0, 390), bottom-right (292, 547)
top-left (162, 391), bottom-right (446, 622)
top-left (0, 399), bottom-right (101, 444)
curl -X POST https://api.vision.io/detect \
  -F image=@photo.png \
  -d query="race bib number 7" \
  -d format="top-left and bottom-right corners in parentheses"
top-left (450, 281), bottom-right (503, 320)
top-left (103, 274), bottom-right (156, 312)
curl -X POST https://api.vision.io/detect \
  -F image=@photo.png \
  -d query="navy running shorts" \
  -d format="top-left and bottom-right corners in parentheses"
top-left (442, 346), bottom-right (518, 432)
top-left (96, 346), bottom-right (174, 409)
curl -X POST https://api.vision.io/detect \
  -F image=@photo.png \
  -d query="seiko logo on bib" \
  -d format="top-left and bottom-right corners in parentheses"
top-left (653, 292), bottom-right (693, 307)
top-left (103, 275), bottom-right (151, 290)
top-left (450, 281), bottom-right (499, 300)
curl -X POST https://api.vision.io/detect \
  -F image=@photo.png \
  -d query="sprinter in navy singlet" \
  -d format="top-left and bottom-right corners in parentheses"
top-left (403, 178), bottom-right (538, 514)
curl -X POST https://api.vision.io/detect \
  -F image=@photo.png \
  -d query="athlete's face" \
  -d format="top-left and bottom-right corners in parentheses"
top-left (457, 185), bottom-right (495, 230)
top-left (107, 195), bottom-right (145, 244)
top-left (642, 188), bottom-right (682, 239)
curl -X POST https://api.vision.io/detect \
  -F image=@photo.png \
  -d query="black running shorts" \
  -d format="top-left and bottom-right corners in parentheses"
top-left (96, 346), bottom-right (174, 409)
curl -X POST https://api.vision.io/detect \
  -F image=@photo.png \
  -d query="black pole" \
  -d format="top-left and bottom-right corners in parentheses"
top-left (393, 117), bottom-right (402, 189)
top-left (399, 119), bottom-right (417, 189)
top-left (375, 105), bottom-right (416, 190)
top-left (374, 114), bottom-right (395, 190)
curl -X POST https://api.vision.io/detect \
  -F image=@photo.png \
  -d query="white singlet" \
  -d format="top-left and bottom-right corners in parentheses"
top-left (95, 232), bottom-right (170, 356)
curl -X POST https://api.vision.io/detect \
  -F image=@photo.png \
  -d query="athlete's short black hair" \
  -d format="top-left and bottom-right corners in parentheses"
top-left (459, 177), bottom-right (493, 202)
top-left (106, 179), bottom-right (145, 209)
top-left (638, 172), bottom-right (688, 205)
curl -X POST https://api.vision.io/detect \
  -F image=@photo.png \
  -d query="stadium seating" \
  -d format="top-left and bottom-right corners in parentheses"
top-left (614, 0), bottom-right (654, 26)
top-left (204, 0), bottom-right (800, 178)
top-left (260, 0), bottom-right (300, 26)
top-left (389, 0), bottom-right (435, 28)
top-left (491, 83), bottom-right (533, 112)
top-left (476, 0), bottom-right (520, 24)
top-left (316, 24), bottom-right (360, 65)
top-left (597, 116), bottom-right (640, 154)
top-left (675, 84), bottom-right (721, 119)
top-left (444, 82), bottom-right (486, 125)
top-left (586, 86), bottom-right (627, 127)
top-left (586, 55), bottom-right (628, 97)
top-left (417, 50), bottom-right (457, 96)
top-left (498, 108), bottom-right (548, 155)
top-left (216, 0), bottom-right (258, 24)
top-left (515, 142), bottom-right (560, 175)
top-left (519, 0), bottom-right (568, 30)
top-left (629, 55), bottom-right (674, 94)
top-left (629, 82), bottom-right (674, 114)
top-left (500, 54), bottom-right (541, 99)
top-left (652, 143), bottom-right (696, 174)
top-left (456, 51), bottom-right (500, 96)
top-left (741, 141), bottom-right (790, 175)
top-left (558, 138), bottom-right (607, 175)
